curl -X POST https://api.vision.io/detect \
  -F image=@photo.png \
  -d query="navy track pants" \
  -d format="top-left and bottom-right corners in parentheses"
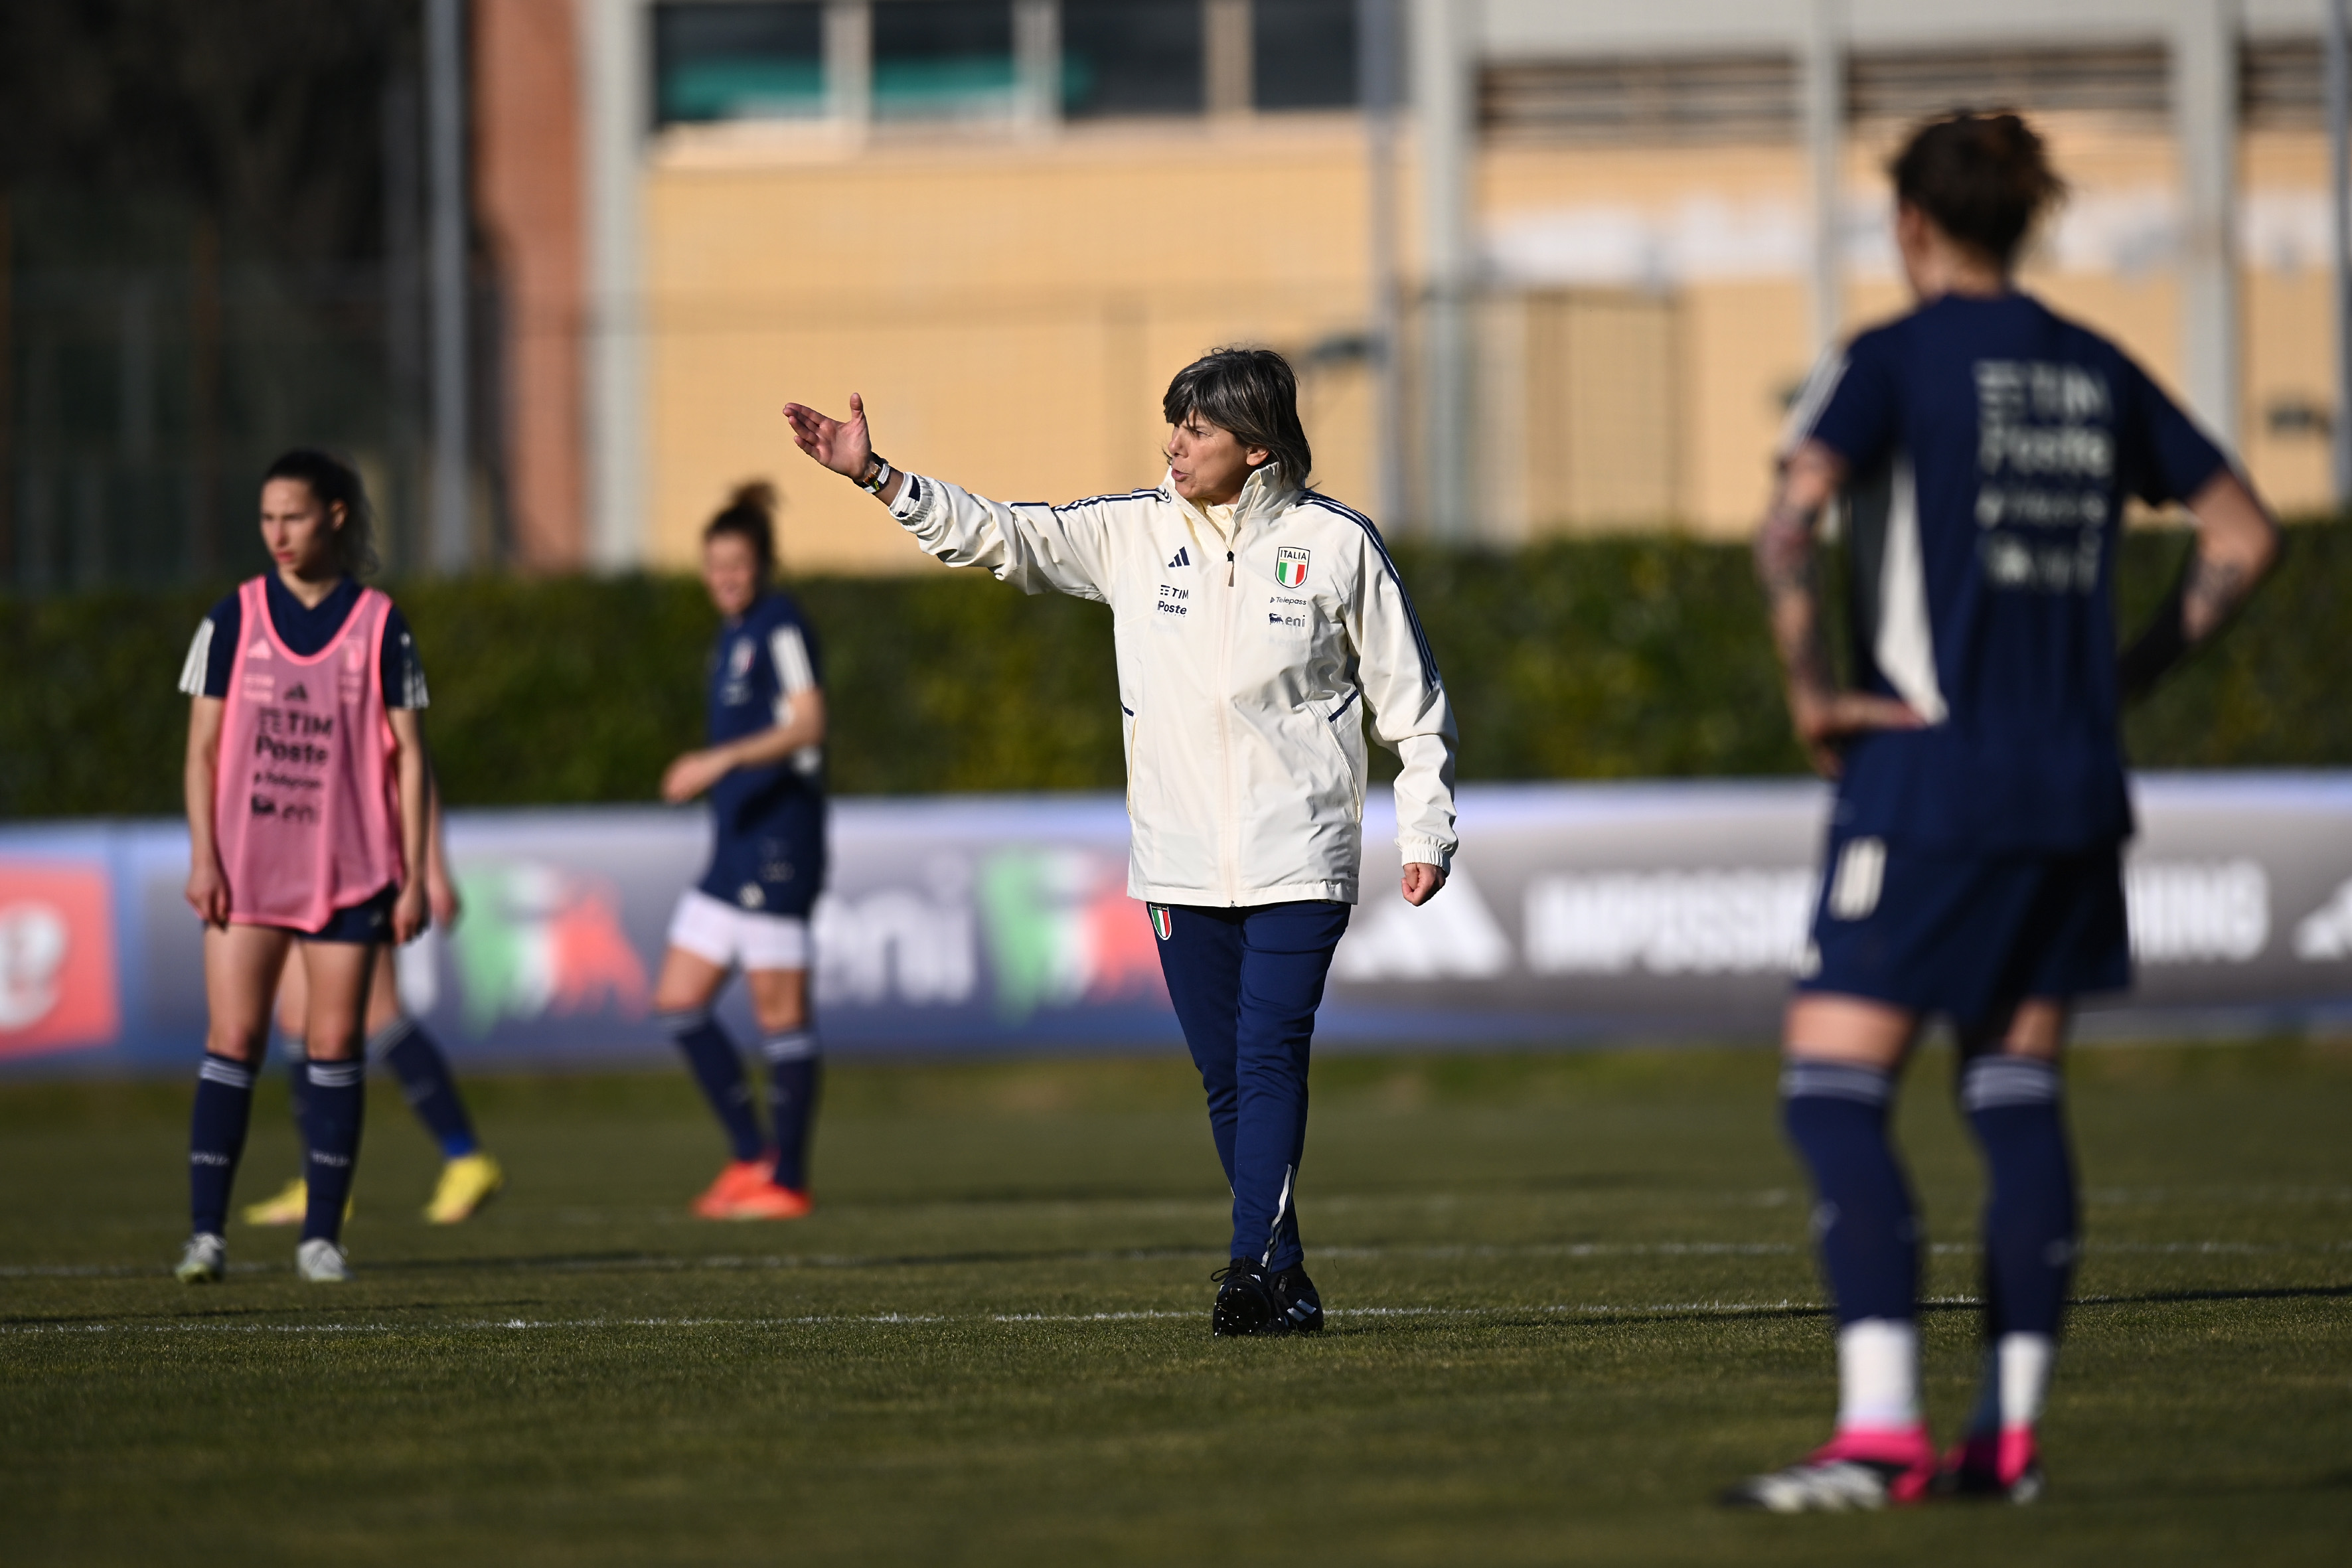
top-left (1152, 899), bottom-right (1350, 1272)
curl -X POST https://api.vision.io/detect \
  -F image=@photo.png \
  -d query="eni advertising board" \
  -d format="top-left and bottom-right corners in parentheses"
top-left (4, 776), bottom-right (2351, 1074)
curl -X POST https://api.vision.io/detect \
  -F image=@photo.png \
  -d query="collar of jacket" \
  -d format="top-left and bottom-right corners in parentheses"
top-left (1163, 462), bottom-right (1301, 540)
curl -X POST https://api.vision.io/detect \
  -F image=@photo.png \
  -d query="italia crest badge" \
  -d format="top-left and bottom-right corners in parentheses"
top-left (1275, 546), bottom-right (1310, 589)
top-left (1148, 904), bottom-right (1173, 941)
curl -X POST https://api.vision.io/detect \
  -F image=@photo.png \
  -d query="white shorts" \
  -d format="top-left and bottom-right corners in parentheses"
top-left (666, 889), bottom-right (812, 973)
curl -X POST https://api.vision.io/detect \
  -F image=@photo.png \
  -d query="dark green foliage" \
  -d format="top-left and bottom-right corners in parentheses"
top-left (2115, 520), bottom-right (2352, 769)
top-left (3, 522), bottom-right (2347, 819)
top-left (1392, 536), bottom-right (1809, 780)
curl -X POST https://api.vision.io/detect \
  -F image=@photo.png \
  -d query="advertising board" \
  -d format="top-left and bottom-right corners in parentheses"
top-left (3, 774), bottom-right (2348, 1075)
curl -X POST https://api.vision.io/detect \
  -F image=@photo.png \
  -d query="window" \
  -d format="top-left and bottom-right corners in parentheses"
top-left (1061, 0), bottom-right (1204, 118)
top-left (654, 3), bottom-right (826, 125)
top-left (874, 0), bottom-right (1018, 120)
top-left (1253, 0), bottom-right (1356, 111)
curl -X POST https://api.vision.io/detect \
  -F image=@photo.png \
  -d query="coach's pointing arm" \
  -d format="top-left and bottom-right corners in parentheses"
top-left (782, 393), bottom-right (1119, 601)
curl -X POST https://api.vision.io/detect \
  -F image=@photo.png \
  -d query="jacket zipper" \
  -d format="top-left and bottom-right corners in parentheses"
top-left (1215, 544), bottom-right (1239, 903)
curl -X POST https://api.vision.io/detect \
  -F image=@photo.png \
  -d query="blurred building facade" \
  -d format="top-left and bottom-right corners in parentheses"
top-left (490, 0), bottom-right (2345, 575)
top-left (5, 2), bottom-right (2341, 589)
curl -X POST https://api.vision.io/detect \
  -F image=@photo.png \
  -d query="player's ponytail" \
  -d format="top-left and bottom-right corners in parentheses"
top-left (1889, 110), bottom-right (2065, 269)
top-left (704, 480), bottom-right (779, 578)
top-left (262, 448), bottom-right (379, 579)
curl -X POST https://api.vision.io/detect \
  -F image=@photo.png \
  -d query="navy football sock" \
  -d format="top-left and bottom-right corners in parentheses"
top-left (371, 1018), bottom-right (479, 1158)
top-left (283, 1040), bottom-right (310, 1140)
top-left (1962, 1055), bottom-right (2077, 1343)
top-left (1781, 1061), bottom-right (1920, 1326)
top-left (761, 1031), bottom-right (822, 1192)
top-left (301, 1060), bottom-right (366, 1244)
top-left (660, 1008), bottom-right (763, 1162)
top-left (189, 1054), bottom-right (258, 1237)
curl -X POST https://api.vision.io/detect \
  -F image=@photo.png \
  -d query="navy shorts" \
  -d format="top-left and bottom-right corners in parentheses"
top-left (261, 884), bottom-right (398, 944)
top-left (1798, 831), bottom-right (2129, 1031)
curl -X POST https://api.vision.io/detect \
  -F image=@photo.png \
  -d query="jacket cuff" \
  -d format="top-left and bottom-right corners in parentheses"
top-left (1397, 836), bottom-right (1454, 873)
top-left (886, 472), bottom-right (927, 522)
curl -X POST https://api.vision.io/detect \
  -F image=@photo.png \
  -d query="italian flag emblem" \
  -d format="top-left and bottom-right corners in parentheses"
top-left (1148, 904), bottom-right (1173, 941)
top-left (1275, 546), bottom-right (1310, 589)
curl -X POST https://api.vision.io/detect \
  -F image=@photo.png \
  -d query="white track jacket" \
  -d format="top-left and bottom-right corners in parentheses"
top-left (887, 465), bottom-right (1458, 907)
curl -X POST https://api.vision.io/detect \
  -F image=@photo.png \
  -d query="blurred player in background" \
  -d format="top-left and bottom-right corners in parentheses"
top-left (1723, 112), bottom-right (2280, 1511)
top-left (651, 483), bottom-right (830, 1220)
top-left (243, 776), bottom-right (504, 1228)
top-left (783, 348), bottom-right (1458, 1336)
top-left (174, 449), bottom-right (435, 1285)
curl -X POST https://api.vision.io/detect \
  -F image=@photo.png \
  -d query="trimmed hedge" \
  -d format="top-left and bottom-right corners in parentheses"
top-left (3, 522), bottom-right (2346, 819)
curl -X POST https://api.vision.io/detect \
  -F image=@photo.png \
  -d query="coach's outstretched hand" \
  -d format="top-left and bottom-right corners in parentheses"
top-left (1402, 862), bottom-right (1447, 906)
top-left (781, 394), bottom-right (874, 481)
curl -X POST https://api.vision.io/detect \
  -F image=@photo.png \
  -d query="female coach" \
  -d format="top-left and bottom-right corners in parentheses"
top-left (174, 449), bottom-right (432, 1285)
top-left (784, 347), bottom-right (1458, 1336)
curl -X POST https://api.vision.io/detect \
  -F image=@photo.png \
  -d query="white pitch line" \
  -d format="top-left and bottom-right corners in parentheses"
top-left (0, 1300), bottom-right (1835, 1338)
top-left (7, 1236), bottom-right (2346, 1283)
top-left (12, 1283), bottom-right (2332, 1339)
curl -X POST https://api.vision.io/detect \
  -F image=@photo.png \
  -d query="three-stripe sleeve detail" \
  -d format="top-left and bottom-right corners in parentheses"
top-left (178, 619), bottom-right (215, 697)
top-left (1299, 494), bottom-right (1442, 690)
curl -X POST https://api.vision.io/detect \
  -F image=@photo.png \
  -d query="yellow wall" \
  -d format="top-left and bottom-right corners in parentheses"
top-left (642, 110), bottom-right (2341, 572)
top-left (645, 116), bottom-right (1383, 574)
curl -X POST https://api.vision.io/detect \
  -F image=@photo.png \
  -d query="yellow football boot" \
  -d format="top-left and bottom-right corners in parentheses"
top-left (424, 1152), bottom-right (505, 1223)
top-left (240, 1177), bottom-right (352, 1226)
top-left (241, 1178), bottom-right (308, 1227)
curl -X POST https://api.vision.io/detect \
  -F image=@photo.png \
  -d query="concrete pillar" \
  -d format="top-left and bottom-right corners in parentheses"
top-left (826, 1), bottom-right (872, 134)
top-left (1411, 0), bottom-right (1474, 538)
top-left (578, 0), bottom-right (645, 570)
top-left (2330, 0), bottom-right (2351, 505)
top-left (1361, 0), bottom-right (1406, 525)
top-left (2172, 0), bottom-right (2240, 449)
top-left (427, 0), bottom-right (472, 573)
top-left (1206, 0), bottom-right (1252, 118)
top-left (1014, 0), bottom-right (1059, 130)
top-left (1802, 0), bottom-right (1844, 354)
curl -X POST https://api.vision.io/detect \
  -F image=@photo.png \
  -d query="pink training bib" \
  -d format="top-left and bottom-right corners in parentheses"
top-left (214, 576), bottom-right (404, 933)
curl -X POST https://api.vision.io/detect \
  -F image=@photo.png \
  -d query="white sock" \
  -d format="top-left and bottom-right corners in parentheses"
top-left (1999, 1332), bottom-right (2054, 1429)
top-left (1966, 1332), bottom-right (2056, 1434)
top-left (1836, 1318), bottom-right (1921, 1430)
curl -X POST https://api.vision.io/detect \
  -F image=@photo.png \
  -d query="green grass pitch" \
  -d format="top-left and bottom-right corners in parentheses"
top-left (2, 1042), bottom-right (2347, 1565)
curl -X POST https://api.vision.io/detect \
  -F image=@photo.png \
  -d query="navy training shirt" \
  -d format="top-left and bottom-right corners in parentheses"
top-left (179, 574), bottom-right (428, 708)
top-left (697, 590), bottom-right (828, 917)
top-left (1791, 291), bottom-right (2227, 853)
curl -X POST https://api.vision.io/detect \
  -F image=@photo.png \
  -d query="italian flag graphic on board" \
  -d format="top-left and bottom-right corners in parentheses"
top-left (1275, 547), bottom-right (1310, 589)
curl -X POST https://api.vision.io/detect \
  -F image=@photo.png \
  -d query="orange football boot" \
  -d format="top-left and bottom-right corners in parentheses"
top-left (692, 1158), bottom-right (777, 1218)
top-left (717, 1179), bottom-right (813, 1220)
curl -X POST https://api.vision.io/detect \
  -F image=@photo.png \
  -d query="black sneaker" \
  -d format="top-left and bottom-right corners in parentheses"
top-left (1269, 1264), bottom-right (1324, 1334)
top-left (1210, 1258), bottom-right (1285, 1337)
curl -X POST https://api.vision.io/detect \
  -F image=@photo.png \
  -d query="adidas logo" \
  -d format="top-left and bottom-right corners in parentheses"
top-left (1168, 546), bottom-right (1191, 568)
top-left (285, 682), bottom-right (309, 703)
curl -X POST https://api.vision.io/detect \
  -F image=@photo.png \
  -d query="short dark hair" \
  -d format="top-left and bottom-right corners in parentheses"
top-left (1162, 347), bottom-right (1312, 490)
top-left (704, 480), bottom-right (778, 576)
top-left (1889, 111), bottom-right (2065, 268)
top-left (262, 448), bottom-right (378, 578)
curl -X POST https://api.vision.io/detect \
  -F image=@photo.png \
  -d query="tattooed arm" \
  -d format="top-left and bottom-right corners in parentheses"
top-left (1757, 439), bottom-right (1926, 778)
top-left (2117, 469), bottom-right (2280, 702)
